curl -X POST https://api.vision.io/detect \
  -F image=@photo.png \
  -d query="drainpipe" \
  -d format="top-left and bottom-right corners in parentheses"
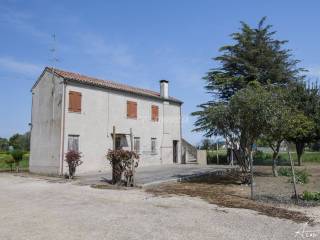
top-left (59, 80), bottom-right (66, 175)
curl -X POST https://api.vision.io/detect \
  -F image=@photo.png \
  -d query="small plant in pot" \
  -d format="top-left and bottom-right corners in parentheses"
top-left (65, 150), bottom-right (83, 179)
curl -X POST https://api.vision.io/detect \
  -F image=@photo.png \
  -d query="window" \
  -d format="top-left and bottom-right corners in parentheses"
top-left (115, 136), bottom-right (121, 150)
top-left (151, 105), bottom-right (159, 122)
top-left (127, 101), bottom-right (137, 119)
top-left (68, 135), bottom-right (79, 152)
top-left (69, 91), bottom-right (82, 113)
top-left (134, 137), bottom-right (140, 153)
top-left (151, 138), bottom-right (157, 154)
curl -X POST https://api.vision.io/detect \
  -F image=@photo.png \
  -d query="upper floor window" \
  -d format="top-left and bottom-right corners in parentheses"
top-left (151, 105), bottom-right (159, 122)
top-left (127, 101), bottom-right (137, 119)
top-left (68, 135), bottom-right (79, 152)
top-left (69, 91), bottom-right (82, 113)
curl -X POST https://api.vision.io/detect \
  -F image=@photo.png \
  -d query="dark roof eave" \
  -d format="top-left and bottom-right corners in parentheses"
top-left (65, 78), bottom-right (183, 105)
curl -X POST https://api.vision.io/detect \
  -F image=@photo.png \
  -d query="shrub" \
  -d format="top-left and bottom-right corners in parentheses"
top-left (65, 150), bottom-right (82, 179)
top-left (106, 149), bottom-right (139, 185)
top-left (4, 157), bottom-right (15, 171)
top-left (278, 167), bottom-right (292, 177)
top-left (278, 167), bottom-right (311, 184)
top-left (11, 150), bottom-right (24, 172)
top-left (295, 169), bottom-right (311, 184)
top-left (302, 191), bottom-right (320, 201)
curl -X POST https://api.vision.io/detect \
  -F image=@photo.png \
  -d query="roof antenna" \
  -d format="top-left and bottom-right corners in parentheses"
top-left (50, 33), bottom-right (59, 101)
top-left (50, 33), bottom-right (59, 71)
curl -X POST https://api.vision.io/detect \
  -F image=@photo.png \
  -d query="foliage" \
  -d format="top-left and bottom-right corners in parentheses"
top-left (278, 167), bottom-right (292, 177)
top-left (203, 17), bottom-right (304, 101)
top-left (106, 149), bottom-right (139, 185)
top-left (4, 157), bottom-right (15, 171)
top-left (0, 138), bottom-right (9, 152)
top-left (278, 167), bottom-right (311, 184)
top-left (0, 153), bottom-right (29, 170)
top-left (192, 18), bottom-right (306, 179)
top-left (302, 191), bottom-right (320, 201)
top-left (230, 84), bottom-right (275, 173)
top-left (11, 150), bottom-right (24, 172)
top-left (65, 150), bottom-right (83, 179)
top-left (198, 138), bottom-right (216, 150)
top-left (8, 132), bottom-right (30, 151)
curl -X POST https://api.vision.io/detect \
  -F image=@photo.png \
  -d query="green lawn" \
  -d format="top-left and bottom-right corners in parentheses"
top-left (207, 149), bottom-right (320, 165)
top-left (0, 153), bottom-right (29, 170)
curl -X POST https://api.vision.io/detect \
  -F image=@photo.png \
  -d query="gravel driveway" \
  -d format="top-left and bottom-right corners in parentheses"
top-left (0, 173), bottom-right (318, 240)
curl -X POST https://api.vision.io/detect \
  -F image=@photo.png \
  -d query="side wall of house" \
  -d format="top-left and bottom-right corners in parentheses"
top-left (63, 83), bottom-right (181, 173)
top-left (29, 71), bottom-right (63, 175)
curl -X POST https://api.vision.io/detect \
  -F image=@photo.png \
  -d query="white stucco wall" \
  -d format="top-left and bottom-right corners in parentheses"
top-left (63, 82), bottom-right (182, 174)
top-left (30, 70), bottom-right (182, 175)
top-left (29, 71), bottom-right (64, 175)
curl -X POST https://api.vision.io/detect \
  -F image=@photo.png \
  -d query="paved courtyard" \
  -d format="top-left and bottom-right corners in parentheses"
top-left (77, 164), bottom-right (233, 186)
top-left (0, 173), bottom-right (318, 240)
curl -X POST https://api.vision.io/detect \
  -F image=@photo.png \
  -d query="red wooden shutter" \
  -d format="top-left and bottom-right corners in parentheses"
top-left (69, 91), bottom-right (82, 112)
top-left (151, 105), bottom-right (159, 121)
top-left (68, 91), bottom-right (74, 111)
top-left (127, 101), bottom-right (137, 119)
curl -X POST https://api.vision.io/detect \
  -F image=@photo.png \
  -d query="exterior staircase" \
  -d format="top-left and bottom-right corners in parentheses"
top-left (181, 138), bottom-right (198, 164)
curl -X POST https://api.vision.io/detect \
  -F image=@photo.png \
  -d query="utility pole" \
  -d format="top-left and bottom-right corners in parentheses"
top-left (130, 128), bottom-right (135, 186)
top-left (216, 140), bottom-right (219, 165)
top-left (286, 141), bottom-right (298, 202)
top-left (250, 150), bottom-right (254, 200)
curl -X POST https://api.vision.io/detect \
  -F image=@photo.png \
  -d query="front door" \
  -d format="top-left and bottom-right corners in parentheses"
top-left (173, 140), bottom-right (178, 163)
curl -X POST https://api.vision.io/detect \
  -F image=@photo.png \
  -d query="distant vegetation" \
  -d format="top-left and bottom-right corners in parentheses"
top-left (0, 131), bottom-right (30, 171)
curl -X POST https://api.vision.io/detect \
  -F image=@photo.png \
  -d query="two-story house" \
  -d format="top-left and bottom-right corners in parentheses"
top-left (29, 67), bottom-right (183, 175)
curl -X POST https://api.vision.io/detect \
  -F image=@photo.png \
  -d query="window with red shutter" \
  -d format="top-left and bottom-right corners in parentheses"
top-left (127, 101), bottom-right (137, 119)
top-left (69, 91), bottom-right (82, 113)
top-left (151, 105), bottom-right (159, 121)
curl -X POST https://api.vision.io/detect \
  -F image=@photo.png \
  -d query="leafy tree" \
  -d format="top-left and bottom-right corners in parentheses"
top-left (198, 139), bottom-right (214, 150)
top-left (8, 132), bottom-right (30, 151)
top-left (260, 87), bottom-right (292, 176)
top-left (11, 150), bottom-right (24, 172)
top-left (0, 138), bottom-right (9, 152)
top-left (286, 112), bottom-right (315, 165)
top-left (193, 17), bottom-right (306, 177)
top-left (194, 83), bottom-right (273, 178)
top-left (203, 17), bottom-right (305, 101)
top-left (285, 83), bottom-right (320, 165)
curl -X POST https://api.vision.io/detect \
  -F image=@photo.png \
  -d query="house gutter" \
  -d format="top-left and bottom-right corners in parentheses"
top-left (59, 80), bottom-right (66, 175)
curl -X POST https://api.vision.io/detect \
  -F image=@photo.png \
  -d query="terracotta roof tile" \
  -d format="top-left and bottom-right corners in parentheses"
top-left (46, 67), bottom-right (182, 104)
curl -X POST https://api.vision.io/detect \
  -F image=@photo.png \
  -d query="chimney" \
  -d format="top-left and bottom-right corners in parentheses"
top-left (160, 80), bottom-right (169, 99)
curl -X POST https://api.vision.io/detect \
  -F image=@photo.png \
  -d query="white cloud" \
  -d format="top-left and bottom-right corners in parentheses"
top-left (0, 57), bottom-right (42, 76)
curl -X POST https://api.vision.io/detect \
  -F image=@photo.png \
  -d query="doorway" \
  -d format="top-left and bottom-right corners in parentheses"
top-left (173, 140), bottom-right (178, 163)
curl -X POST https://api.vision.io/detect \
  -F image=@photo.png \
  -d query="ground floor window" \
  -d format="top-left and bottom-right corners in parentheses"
top-left (151, 138), bottom-right (157, 154)
top-left (68, 135), bottom-right (79, 152)
top-left (134, 137), bottom-right (140, 153)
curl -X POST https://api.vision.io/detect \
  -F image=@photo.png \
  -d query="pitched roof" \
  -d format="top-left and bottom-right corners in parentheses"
top-left (36, 67), bottom-right (182, 104)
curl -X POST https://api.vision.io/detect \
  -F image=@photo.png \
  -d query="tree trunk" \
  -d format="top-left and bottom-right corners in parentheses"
top-left (271, 141), bottom-right (281, 177)
top-left (295, 142), bottom-right (305, 166)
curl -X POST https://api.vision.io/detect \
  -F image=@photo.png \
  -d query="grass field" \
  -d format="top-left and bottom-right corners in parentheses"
top-left (0, 153), bottom-right (29, 170)
top-left (207, 149), bottom-right (320, 165)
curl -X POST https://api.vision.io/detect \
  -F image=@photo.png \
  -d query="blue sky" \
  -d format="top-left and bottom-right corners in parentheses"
top-left (1, 0), bottom-right (320, 144)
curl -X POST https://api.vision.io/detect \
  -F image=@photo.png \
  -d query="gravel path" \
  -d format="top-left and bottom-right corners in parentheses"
top-left (0, 173), bottom-right (319, 240)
